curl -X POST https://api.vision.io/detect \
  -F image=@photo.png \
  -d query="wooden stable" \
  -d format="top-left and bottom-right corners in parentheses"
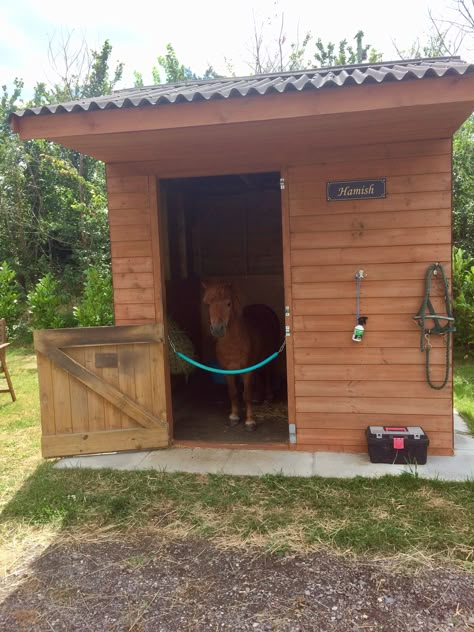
top-left (12, 59), bottom-right (474, 457)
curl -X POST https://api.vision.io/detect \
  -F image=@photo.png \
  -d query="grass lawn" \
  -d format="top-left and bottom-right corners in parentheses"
top-left (454, 359), bottom-right (474, 435)
top-left (0, 348), bottom-right (473, 572)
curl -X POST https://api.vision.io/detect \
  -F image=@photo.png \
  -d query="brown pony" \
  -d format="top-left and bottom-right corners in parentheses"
top-left (202, 281), bottom-right (280, 431)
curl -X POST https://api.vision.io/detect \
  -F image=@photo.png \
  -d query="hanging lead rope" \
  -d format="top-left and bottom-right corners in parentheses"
top-left (413, 263), bottom-right (455, 390)
top-left (168, 335), bottom-right (286, 375)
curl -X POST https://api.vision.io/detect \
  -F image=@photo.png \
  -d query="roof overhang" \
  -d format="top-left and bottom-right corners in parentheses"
top-left (10, 73), bottom-right (474, 171)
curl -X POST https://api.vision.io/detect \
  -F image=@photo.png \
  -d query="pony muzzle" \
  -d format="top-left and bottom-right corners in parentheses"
top-left (210, 323), bottom-right (226, 338)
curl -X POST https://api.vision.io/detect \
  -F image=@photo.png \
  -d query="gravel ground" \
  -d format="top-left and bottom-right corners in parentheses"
top-left (1, 537), bottom-right (473, 631)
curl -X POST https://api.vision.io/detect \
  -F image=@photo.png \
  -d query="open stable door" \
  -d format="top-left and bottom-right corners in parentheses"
top-left (34, 325), bottom-right (169, 457)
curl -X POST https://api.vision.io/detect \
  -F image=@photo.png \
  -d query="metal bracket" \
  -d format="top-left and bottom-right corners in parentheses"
top-left (280, 177), bottom-right (285, 190)
top-left (289, 423), bottom-right (297, 444)
top-left (285, 305), bottom-right (290, 317)
top-left (285, 324), bottom-right (291, 337)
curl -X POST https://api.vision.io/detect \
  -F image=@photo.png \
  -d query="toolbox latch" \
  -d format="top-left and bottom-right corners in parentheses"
top-left (393, 437), bottom-right (405, 450)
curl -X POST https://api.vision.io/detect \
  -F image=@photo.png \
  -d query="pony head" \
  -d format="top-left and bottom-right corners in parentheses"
top-left (202, 281), bottom-right (240, 338)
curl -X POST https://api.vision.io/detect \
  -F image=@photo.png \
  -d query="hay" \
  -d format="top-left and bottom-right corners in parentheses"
top-left (167, 316), bottom-right (197, 377)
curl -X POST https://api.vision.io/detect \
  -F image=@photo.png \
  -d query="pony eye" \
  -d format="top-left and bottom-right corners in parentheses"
top-left (227, 301), bottom-right (231, 307)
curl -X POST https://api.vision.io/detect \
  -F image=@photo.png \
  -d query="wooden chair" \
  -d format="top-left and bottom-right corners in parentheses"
top-left (0, 319), bottom-right (16, 402)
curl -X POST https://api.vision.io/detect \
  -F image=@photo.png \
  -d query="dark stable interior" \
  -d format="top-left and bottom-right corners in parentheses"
top-left (162, 172), bottom-right (289, 444)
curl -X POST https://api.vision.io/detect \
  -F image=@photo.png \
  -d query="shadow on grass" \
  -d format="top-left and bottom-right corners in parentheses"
top-left (1, 459), bottom-right (474, 628)
top-left (2, 460), bottom-right (474, 558)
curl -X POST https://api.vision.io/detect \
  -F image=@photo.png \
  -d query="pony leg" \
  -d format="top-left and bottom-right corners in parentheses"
top-left (225, 374), bottom-right (240, 425)
top-left (243, 372), bottom-right (256, 432)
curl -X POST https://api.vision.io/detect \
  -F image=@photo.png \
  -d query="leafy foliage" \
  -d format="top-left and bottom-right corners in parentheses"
top-left (453, 115), bottom-right (474, 257)
top-left (452, 247), bottom-right (474, 354)
top-left (74, 265), bottom-right (114, 327)
top-left (135, 44), bottom-right (221, 86)
top-left (32, 39), bottom-right (123, 105)
top-left (393, 29), bottom-right (455, 60)
top-left (27, 273), bottom-right (72, 330)
top-left (0, 41), bottom-right (117, 338)
top-left (0, 261), bottom-right (24, 337)
top-left (315, 31), bottom-right (382, 67)
top-left (1, 31), bottom-right (473, 359)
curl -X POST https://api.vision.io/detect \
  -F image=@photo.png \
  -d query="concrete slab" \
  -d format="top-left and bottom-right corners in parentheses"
top-left (453, 412), bottom-right (474, 451)
top-left (223, 449), bottom-right (313, 477)
top-left (413, 454), bottom-right (474, 481)
top-left (139, 447), bottom-right (231, 474)
top-left (454, 431), bottom-right (474, 451)
top-left (55, 450), bottom-right (150, 470)
top-left (312, 451), bottom-right (474, 480)
top-left (312, 452), bottom-right (406, 478)
top-left (454, 410), bottom-right (469, 433)
top-left (54, 412), bottom-right (474, 481)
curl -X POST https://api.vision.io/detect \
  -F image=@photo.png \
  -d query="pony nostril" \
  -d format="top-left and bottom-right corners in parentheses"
top-left (210, 324), bottom-right (225, 337)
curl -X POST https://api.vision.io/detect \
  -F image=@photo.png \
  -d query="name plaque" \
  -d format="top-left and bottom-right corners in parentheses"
top-left (327, 178), bottom-right (386, 201)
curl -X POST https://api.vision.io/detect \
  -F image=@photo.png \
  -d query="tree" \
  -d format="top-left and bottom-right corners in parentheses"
top-left (134, 44), bottom-right (221, 87)
top-left (32, 35), bottom-right (124, 104)
top-left (0, 38), bottom-right (120, 297)
top-left (397, 9), bottom-right (474, 257)
top-left (427, 0), bottom-right (474, 55)
top-left (453, 114), bottom-right (474, 256)
top-left (315, 31), bottom-right (382, 67)
top-left (247, 11), bottom-right (312, 73)
top-left (394, 33), bottom-right (451, 60)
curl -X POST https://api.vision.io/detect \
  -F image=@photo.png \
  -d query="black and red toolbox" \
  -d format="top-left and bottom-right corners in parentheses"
top-left (366, 426), bottom-right (429, 464)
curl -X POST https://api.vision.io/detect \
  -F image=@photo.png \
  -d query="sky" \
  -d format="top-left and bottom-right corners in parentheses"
top-left (0, 0), bottom-right (472, 98)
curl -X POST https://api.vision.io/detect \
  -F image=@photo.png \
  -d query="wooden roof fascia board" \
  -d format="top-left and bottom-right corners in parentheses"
top-left (28, 103), bottom-right (468, 167)
top-left (52, 100), bottom-right (469, 149)
top-left (13, 74), bottom-right (474, 142)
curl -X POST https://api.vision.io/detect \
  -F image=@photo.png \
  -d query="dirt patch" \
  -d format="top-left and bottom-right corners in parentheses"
top-left (1, 536), bottom-right (473, 631)
top-left (173, 378), bottom-right (289, 443)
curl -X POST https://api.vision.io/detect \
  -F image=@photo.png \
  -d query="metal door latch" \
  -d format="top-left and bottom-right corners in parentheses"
top-left (289, 423), bottom-right (297, 444)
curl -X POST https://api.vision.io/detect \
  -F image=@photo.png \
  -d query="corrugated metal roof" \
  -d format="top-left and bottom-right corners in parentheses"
top-left (14, 57), bottom-right (474, 118)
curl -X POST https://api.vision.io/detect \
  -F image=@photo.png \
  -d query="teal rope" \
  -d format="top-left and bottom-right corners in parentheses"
top-left (174, 350), bottom-right (280, 375)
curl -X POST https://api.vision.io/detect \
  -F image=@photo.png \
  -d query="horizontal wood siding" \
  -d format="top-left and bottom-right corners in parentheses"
top-left (106, 173), bottom-right (159, 325)
top-left (288, 138), bottom-right (453, 455)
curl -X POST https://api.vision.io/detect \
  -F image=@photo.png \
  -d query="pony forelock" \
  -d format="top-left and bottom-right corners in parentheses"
top-left (202, 281), bottom-right (243, 313)
top-left (202, 282), bottom-right (232, 303)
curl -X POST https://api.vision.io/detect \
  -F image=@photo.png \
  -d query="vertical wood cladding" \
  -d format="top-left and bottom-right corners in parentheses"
top-left (287, 139), bottom-right (454, 455)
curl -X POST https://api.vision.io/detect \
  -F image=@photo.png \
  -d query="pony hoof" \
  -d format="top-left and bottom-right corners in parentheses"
top-left (245, 421), bottom-right (257, 432)
top-left (228, 414), bottom-right (240, 427)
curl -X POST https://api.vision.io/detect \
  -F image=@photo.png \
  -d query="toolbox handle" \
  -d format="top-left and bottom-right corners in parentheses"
top-left (384, 426), bottom-right (408, 432)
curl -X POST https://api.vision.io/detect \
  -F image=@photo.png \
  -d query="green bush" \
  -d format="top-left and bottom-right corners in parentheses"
top-left (0, 260), bottom-right (24, 337)
top-left (452, 247), bottom-right (474, 354)
top-left (74, 265), bottom-right (114, 327)
top-left (28, 273), bottom-right (71, 330)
